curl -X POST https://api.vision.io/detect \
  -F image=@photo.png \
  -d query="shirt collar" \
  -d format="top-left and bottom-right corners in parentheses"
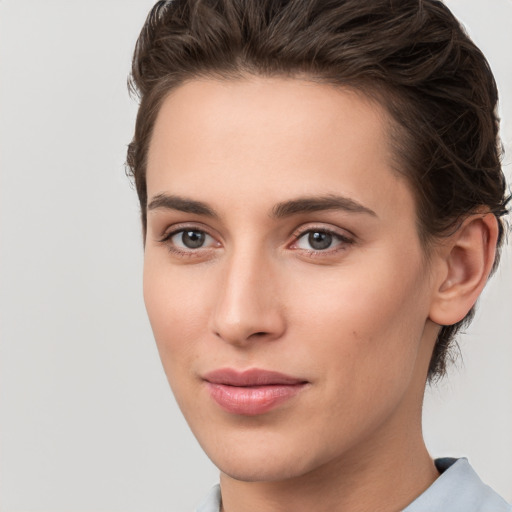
top-left (403, 457), bottom-right (511, 512)
top-left (195, 458), bottom-right (511, 512)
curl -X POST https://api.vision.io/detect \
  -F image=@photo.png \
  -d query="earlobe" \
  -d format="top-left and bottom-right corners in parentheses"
top-left (429, 213), bottom-right (498, 326)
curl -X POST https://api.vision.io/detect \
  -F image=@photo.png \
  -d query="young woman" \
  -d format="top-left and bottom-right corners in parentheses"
top-left (127, 0), bottom-right (510, 510)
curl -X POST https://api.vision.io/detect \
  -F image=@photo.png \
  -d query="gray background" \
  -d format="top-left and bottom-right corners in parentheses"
top-left (0, 1), bottom-right (511, 510)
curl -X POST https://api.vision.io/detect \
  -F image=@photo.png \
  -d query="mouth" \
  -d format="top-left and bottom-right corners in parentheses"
top-left (203, 368), bottom-right (309, 416)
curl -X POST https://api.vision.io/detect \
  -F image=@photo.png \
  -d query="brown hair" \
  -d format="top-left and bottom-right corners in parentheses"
top-left (126, 0), bottom-right (509, 380)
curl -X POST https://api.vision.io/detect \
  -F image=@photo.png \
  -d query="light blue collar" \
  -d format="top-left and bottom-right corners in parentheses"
top-left (196, 483), bottom-right (221, 512)
top-left (403, 457), bottom-right (511, 511)
top-left (196, 458), bottom-right (511, 512)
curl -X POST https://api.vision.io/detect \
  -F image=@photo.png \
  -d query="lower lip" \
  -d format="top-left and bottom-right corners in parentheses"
top-left (206, 382), bottom-right (306, 415)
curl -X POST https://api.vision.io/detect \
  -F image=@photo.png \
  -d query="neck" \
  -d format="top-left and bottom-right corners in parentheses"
top-left (220, 425), bottom-right (438, 512)
top-left (219, 373), bottom-right (439, 512)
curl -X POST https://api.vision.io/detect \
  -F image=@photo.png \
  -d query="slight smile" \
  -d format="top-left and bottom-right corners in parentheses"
top-left (203, 368), bottom-right (310, 416)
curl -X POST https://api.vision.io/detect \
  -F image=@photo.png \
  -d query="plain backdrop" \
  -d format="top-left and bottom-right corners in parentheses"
top-left (0, 1), bottom-right (511, 510)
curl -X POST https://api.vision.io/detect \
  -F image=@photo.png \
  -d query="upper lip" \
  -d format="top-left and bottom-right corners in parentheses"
top-left (203, 368), bottom-right (307, 386)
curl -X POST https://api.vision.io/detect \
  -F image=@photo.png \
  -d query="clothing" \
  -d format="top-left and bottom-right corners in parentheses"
top-left (195, 458), bottom-right (511, 512)
top-left (402, 458), bottom-right (511, 512)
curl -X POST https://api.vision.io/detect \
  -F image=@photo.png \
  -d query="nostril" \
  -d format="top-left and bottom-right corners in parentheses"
top-left (251, 332), bottom-right (268, 338)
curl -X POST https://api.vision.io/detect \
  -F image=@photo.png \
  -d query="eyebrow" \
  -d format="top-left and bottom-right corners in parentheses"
top-left (147, 193), bottom-right (218, 218)
top-left (271, 194), bottom-right (377, 218)
top-left (147, 193), bottom-right (377, 219)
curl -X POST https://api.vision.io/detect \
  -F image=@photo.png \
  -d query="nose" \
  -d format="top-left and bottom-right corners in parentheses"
top-left (209, 248), bottom-right (286, 347)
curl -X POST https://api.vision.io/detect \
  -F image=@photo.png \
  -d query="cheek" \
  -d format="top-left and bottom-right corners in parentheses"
top-left (286, 261), bottom-right (430, 445)
top-left (289, 250), bottom-right (430, 379)
top-left (142, 257), bottom-right (210, 365)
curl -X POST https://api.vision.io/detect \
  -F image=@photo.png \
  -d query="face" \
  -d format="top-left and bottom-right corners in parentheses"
top-left (143, 77), bottom-right (439, 482)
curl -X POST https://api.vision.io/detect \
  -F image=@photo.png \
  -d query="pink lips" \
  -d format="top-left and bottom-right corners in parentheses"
top-left (203, 368), bottom-right (308, 416)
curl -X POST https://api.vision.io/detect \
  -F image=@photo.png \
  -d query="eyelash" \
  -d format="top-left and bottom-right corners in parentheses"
top-left (158, 226), bottom-right (219, 258)
top-left (158, 225), bottom-right (354, 258)
top-left (290, 226), bottom-right (354, 256)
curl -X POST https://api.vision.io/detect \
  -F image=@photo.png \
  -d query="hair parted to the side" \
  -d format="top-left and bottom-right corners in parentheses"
top-left (126, 0), bottom-right (510, 381)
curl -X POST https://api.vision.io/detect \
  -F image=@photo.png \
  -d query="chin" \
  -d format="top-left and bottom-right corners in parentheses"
top-left (199, 430), bottom-right (326, 483)
top-left (217, 456), bottom-right (313, 483)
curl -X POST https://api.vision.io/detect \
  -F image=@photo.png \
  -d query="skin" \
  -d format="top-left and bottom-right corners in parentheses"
top-left (142, 76), bottom-right (497, 511)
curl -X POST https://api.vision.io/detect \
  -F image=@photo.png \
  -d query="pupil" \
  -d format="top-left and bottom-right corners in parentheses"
top-left (182, 230), bottom-right (205, 249)
top-left (308, 231), bottom-right (332, 250)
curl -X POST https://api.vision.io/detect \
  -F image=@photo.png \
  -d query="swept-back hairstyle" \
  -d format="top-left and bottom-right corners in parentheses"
top-left (127, 0), bottom-right (509, 380)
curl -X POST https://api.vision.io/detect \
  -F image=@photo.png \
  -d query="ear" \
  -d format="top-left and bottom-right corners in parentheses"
top-left (429, 213), bottom-right (499, 326)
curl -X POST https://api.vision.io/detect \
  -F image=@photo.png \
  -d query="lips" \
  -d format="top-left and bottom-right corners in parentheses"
top-left (203, 368), bottom-right (308, 416)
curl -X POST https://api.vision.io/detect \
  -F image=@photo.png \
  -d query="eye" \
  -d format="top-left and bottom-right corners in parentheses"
top-left (293, 229), bottom-right (352, 252)
top-left (162, 228), bottom-right (219, 252)
top-left (173, 230), bottom-right (209, 249)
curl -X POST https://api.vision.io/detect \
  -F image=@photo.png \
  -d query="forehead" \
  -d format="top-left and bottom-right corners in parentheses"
top-left (146, 76), bottom-right (413, 222)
